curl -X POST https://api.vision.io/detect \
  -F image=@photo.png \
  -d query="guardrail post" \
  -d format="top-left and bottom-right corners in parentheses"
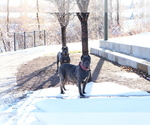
top-left (24, 32), bottom-right (26, 49)
top-left (44, 30), bottom-right (46, 45)
top-left (34, 31), bottom-right (36, 47)
top-left (14, 33), bottom-right (16, 51)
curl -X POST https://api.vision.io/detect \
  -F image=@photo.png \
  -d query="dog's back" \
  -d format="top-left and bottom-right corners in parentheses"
top-left (58, 63), bottom-right (77, 82)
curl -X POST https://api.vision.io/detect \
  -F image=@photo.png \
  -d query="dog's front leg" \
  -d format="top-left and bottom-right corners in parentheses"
top-left (82, 82), bottom-right (86, 94)
top-left (56, 62), bottom-right (59, 72)
top-left (77, 81), bottom-right (84, 97)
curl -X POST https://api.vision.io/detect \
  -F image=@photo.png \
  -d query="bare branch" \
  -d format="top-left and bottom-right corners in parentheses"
top-left (48, 0), bottom-right (74, 27)
top-left (76, 0), bottom-right (90, 12)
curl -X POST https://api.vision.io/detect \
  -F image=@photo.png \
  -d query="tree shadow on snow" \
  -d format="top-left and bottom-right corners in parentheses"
top-left (17, 62), bottom-right (60, 92)
top-left (91, 58), bottom-right (104, 82)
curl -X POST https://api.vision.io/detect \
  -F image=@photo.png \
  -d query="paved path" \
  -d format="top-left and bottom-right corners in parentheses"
top-left (0, 46), bottom-right (50, 99)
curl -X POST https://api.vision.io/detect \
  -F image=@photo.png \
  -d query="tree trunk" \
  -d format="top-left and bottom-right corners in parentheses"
top-left (109, 0), bottom-right (113, 25)
top-left (116, 0), bottom-right (120, 26)
top-left (2, 36), bottom-right (7, 52)
top-left (77, 12), bottom-right (89, 55)
top-left (56, 13), bottom-right (68, 47)
top-left (7, 0), bottom-right (9, 33)
top-left (36, 0), bottom-right (40, 31)
top-left (61, 26), bottom-right (67, 47)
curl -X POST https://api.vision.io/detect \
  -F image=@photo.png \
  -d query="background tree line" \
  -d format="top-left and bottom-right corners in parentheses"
top-left (0, 0), bottom-right (150, 52)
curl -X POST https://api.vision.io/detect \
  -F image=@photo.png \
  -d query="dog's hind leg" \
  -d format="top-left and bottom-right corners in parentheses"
top-left (60, 77), bottom-right (65, 94)
top-left (56, 53), bottom-right (60, 72)
top-left (60, 84), bottom-right (65, 94)
top-left (62, 78), bottom-right (67, 91)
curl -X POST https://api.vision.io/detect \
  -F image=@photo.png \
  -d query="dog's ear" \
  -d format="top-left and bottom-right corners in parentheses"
top-left (62, 46), bottom-right (68, 50)
top-left (88, 55), bottom-right (91, 59)
top-left (81, 55), bottom-right (84, 60)
top-left (65, 46), bottom-right (68, 51)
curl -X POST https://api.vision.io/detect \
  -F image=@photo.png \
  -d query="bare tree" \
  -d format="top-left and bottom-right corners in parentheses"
top-left (0, 28), bottom-right (7, 52)
top-left (48, 0), bottom-right (74, 47)
top-left (3, 0), bottom-right (11, 51)
top-left (109, 0), bottom-right (113, 25)
top-left (7, 0), bottom-right (9, 33)
top-left (36, 0), bottom-right (40, 31)
top-left (76, 0), bottom-right (90, 12)
top-left (76, 0), bottom-right (90, 55)
top-left (87, 0), bottom-right (103, 39)
top-left (116, 0), bottom-right (120, 26)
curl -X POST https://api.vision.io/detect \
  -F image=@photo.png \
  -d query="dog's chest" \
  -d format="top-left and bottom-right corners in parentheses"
top-left (75, 67), bottom-right (90, 81)
top-left (61, 55), bottom-right (70, 63)
top-left (80, 71), bottom-right (90, 81)
top-left (63, 59), bottom-right (67, 63)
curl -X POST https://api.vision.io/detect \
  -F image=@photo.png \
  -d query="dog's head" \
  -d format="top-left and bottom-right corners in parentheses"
top-left (80, 55), bottom-right (91, 70)
top-left (62, 46), bottom-right (68, 56)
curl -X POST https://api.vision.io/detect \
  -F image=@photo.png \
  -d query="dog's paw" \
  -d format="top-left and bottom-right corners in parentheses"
top-left (80, 94), bottom-right (89, 98)
top-left (61, 92), bottom-right (65, 94)
top-left (80, 94), bottom-right (85, 98)
top-left (63, 87), bottom-right (66, 91)
top-left (83, 91), bottom-right (86, 94)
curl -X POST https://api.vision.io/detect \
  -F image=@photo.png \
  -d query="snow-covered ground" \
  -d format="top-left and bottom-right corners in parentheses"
top-left (108, 32), bottom-right (150, 48)
top-left (2, 82), bottom-right (150, 125)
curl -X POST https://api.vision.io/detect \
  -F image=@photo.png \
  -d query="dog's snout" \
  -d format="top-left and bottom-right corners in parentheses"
top-left (82, 61), bottom-right (90, 69)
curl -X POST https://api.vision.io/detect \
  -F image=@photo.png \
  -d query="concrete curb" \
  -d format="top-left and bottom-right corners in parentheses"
top-left (90, 47), bottom-right (150, 75)
top-left (100, 40), bottom-right (150, 61)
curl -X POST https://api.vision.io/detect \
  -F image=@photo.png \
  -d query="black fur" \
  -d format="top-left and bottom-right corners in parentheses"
top-left (58, 55), bottom-right (91, 97)
top-left (57, 46), bottom-right (70, 72)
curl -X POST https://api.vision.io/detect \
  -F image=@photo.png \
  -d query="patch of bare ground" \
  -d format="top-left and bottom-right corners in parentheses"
top-left (16, 53), bottom-right (150, 95)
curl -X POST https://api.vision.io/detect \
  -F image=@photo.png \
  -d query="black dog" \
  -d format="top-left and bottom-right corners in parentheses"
top-left (58, 55), bottom-right (91, 97)
top-left (57, 46), bottom-right (70, 72)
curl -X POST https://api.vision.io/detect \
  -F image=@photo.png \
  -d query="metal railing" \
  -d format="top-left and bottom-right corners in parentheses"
top-left (14, 30), bottom-right (46, 51)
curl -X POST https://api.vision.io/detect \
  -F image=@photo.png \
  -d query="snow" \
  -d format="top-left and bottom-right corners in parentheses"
top-left (0, 35), bottom-right (150, 124)
top-left (116, 72), bottom-right (140, 79)
top-left (2, 82), bottom-right (150, 125)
